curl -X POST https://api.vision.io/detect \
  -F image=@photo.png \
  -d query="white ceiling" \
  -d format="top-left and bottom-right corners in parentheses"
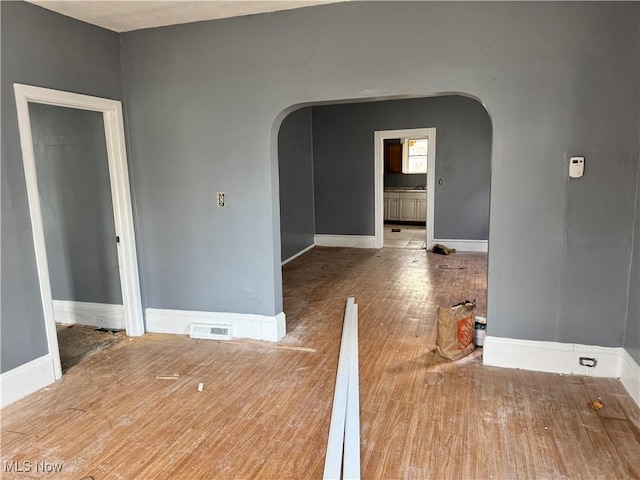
top-left (27, 0), bottom-right (346, 32)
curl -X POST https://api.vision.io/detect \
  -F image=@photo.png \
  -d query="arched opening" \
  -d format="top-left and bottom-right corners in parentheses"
top-left (274, 93), bottom-right (493, 338)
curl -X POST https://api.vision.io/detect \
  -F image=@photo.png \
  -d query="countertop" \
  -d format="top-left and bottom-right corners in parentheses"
top-left (384, 187), bottom-right (426, 193)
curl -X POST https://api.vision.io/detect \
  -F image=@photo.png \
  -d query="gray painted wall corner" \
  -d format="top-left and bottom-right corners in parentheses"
top-left (627, 3), bottom-right (640, 364)
top-left (278, 107), bottom-right (315, 263)
top-left (624, 146), bottom-right (640, 364)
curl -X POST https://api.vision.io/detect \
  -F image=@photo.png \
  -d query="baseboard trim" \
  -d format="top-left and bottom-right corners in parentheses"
top-left (146, 308), bottom-right (286, 341)
top-left (52, 300), bottom-right (125, 330)
top-left (484, 336), bottom-right (640, 407)
top-left (433, 239), bottom-right (488, 252)
top-left (282, 244), bottom-right (315, 266)
top-left (1, 354), bottom-right (55, 409)
top-left (483, 336), bottom-right (622, 377)
top-left (314, 235), bottom-right (377, 249)
top-left (621, 349), bottom-right (640, 406)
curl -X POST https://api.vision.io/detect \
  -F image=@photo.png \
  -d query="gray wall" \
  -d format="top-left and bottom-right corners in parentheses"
top-left (278, 107), bottom-right (315, 262)
top-left (625, 164), bottom-right (640, 363)
top-left (30, 103), bottom-right (122, 305)
top-left (385, 175), bottom-right (426, 189)
top-left (1, 1), bottom-right (124, 373)
top-left (312, 96), bottom-right (491, 240)
top-left (625, 4), bottom-right (640, 365)
top-left (120, 1), bottom-right (639, 347)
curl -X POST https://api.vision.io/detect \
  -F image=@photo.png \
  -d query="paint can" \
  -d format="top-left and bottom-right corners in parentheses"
top-left (474, 316), bottom-right (486, 347)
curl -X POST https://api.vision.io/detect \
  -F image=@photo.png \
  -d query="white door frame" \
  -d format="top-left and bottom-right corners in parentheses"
top-left (14, 84), bottom-right (145, 380)
top-left (374, 128), bottom-right (436, 249)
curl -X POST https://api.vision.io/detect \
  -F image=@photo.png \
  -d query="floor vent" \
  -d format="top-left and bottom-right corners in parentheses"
top-left (189, 323), bottom-right (233, 340)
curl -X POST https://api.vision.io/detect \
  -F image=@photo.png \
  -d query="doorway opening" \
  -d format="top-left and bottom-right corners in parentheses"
top-left (14, 84), bottom-right (144, 380)
top-left (375, 128), bottom-right (436, 250)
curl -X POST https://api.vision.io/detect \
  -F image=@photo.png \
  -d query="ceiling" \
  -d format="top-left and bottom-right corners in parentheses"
top-left (26, 0), bottom-right (346, 32)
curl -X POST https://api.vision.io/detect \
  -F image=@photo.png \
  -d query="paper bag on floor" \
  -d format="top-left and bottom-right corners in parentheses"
top-left (436, 300), bottom-right (476, 360)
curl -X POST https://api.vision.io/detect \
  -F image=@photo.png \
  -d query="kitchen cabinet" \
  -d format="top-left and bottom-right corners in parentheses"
top-left (417, 198), bottom-right (427, 221)
top-left (384, 191), bottom-right (399, 220)
top-left (399, 197), bottom-right (417, 221)
top-left (385, 143), bottom-right (403, 174)
top-left (384, 190), bottom-right (426, 222)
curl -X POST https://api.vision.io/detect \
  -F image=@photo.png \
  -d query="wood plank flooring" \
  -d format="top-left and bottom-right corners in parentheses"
top-left (1, 247), bottom-right (639, 479)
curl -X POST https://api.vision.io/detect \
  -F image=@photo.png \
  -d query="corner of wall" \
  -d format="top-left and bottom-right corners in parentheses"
top-left (309, 106), bottom-right (317, 237)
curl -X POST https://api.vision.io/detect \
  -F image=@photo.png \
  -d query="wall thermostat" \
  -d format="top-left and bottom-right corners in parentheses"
top-left (569, 156), bottom-right (585, 178)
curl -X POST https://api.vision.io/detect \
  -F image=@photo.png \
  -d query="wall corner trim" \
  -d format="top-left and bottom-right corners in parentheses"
top-left (145, 308), bottom-right (286, 342)
top-left (282, 244), bottom-right (315, 266)
top-left (432, 239), bottom-right (488, 252)
top-left (1, 354), bottom-right (56, 409)
top-left (620, 348), bottom-right (640, 406)
top-left (483, 336), bottom-right (639, 407)
top-left (314, 235), bottom-right (377, 249)
top-left (52, 300), bottom-right (125, 330)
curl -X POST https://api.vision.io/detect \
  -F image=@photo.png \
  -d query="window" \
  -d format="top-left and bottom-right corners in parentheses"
top-left (402, 138), bottom-right (428, 174)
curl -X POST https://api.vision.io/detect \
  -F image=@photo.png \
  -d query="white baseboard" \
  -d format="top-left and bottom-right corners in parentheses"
top-left (483, 336), bottom-right (574, 373)
top-left (484, 336), bottom-right (640, 407)
top-left (1, 355), bottom-right (55, 409)
top-left (314, 235), bottom-right (377, 249)
top-left (282, 244), bottom-right (315, 266)
top-left (483, 336), bottom-right (622, 377)
top-left (433, 239), bottom-right (488, 252)
top-left (146, 308), bottom-right (286, 342)
top-left (52, 300), bottom-right (125, 330)
top-left (620, 349), bottom-right (640, 406)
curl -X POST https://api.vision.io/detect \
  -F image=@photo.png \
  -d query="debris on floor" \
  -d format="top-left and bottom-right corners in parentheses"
top-left (156, 374), bottom-right (180, 380)
top-left (589, 400), bottom-right (604, 410)
top-left (433, 243), bottom-right (456, 255)
top-left (435, 300), bottom-right (476, 360)
top-left (94, 327), bottom-right (123, 334)
top-left (197, 382), bottom-right (204, 392)
top-left (439, 264), bottom-right (465, 270)
top-left (391, 228), bottom-right (401, 232)
top-left (474, 316), bottom-right (487, 347)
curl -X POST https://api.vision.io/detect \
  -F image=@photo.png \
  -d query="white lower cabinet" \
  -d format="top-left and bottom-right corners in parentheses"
top-left (399, 198), bottom-right (417, 221)
top-left (417, 199), bottom-right (427, 221)
top-left (384, 192), bottom-right (400, 220)
top-left (385, 190), bottom-right (426, 222)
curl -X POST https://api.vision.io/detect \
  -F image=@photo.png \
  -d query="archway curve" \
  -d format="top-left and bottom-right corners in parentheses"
top-left (270, 92), bottom-right (494, 327)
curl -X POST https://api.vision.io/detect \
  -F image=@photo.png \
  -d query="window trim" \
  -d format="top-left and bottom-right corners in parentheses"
top-left (402, 137), bottom-right (429, 174)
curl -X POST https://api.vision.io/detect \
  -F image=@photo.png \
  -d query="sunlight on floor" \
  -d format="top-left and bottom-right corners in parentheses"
top-left (383, 223), bottom-right (426, 249)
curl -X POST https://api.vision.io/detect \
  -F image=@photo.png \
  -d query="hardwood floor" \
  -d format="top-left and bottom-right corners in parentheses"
top-left (2, 247), bottom-right (639, 479)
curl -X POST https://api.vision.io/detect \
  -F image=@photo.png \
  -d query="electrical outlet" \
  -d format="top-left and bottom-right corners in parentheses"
top-left (579, 357), bottom-right (597, 368)
top-left (217, 192), bottom-right (225, 207)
